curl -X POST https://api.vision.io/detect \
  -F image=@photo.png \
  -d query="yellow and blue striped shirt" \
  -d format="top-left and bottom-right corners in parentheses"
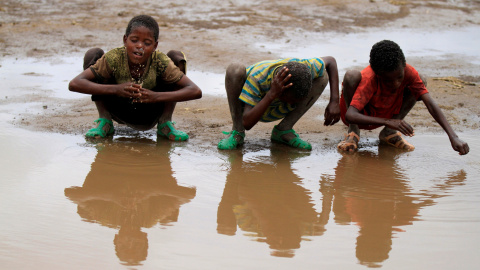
top-left (239, 58), bottom-right (325, 122)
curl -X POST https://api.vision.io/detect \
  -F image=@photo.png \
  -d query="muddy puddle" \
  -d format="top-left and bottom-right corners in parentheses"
top-left (1, 114), bottom-right (479, 269)
top-left (1, 26), bottom-right (480, 268)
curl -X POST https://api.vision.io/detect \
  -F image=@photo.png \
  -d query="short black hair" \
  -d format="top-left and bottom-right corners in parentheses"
top-left (369, 40), bottom-right (406, 74)
top-left (125, 15), bottom-right (159, 42)
top-left (282, 61), bottom-right (312, 100)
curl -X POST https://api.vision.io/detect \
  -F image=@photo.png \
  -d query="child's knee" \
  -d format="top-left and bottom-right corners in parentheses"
top-left (343, 70), bottom-right (362, 88)
top-left (226, 63), bottom-right (247, 80)
top-left (342, 70), bottom-right (362, 98)
top-left (167, 50), bottom-right (185, 62)
top-left (83, 48), bottom-right (104, 70)
top-left (167, 50), bottom-right (186, 73)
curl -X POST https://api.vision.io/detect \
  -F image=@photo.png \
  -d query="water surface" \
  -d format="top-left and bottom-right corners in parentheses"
top-left (1, 117), bottom-right (479, 269)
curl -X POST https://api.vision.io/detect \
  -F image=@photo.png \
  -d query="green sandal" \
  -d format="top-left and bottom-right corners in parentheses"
top-left (157, 121), bottom-right (189, 141)
top-left (85, 118), bottom-right (114, 138)
top-left (218, 130), bottom-right (245, 150)
top-left (271, 125), bottom-right (311, 150)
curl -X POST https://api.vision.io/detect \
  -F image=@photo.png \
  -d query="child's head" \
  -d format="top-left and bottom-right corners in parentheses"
top-left (369, 40), bottom-right (406, 74)
top-left (125, 15), bottom-right (159, 42)
top-left (123, 15), bottom-right (159, 65)
top-left (370, 40), bottom-right (406, 89)
top-left (279, 62), bottom-right (312, 104)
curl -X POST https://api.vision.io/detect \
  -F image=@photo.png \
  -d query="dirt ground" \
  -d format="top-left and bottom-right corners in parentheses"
top-left (1, 0), bottom-right (479, 147)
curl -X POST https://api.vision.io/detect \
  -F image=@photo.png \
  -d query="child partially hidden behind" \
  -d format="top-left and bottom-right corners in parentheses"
top-left (69, 15), bottom-right (202, 140)
top-left (337, 40), bottom-right (469, 155)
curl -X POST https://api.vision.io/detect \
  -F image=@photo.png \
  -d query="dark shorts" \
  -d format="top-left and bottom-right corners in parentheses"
top-left (92, 95), bottom-right (164, 129)
top-left (92, 82), bottom-right (174, 130)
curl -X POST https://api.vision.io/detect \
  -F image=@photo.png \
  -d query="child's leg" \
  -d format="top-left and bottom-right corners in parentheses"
top-left (83, 48), bottom-right (115, 138)
top-left (379, 91), bottom-right (417, 136)
top-left (275, 73), bottom-right (329, 142)
top-left (160, 50), bottom-right (187, 124)
top-left (167, 50), bottom-right (187, 74)
top-left (83, 48), bottom-right (104, 70)
top-left (378, 75), bottom-right (426, 150)
top-left (157, 50), bottom-right (189, 140)
top-left (218, 64), bottom-right (247, 150)
top-left (225, 63), bottom-right (247, 132)
top-left (338, 70), bottom-right (362, 152)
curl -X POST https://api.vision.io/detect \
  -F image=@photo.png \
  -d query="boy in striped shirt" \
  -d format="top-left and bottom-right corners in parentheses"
top-left (218, 57), bottom-right (341, 150)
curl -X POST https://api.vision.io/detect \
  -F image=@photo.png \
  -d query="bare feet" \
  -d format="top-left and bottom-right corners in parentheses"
top-left (337, 132), bottom-right (360, 152)
top-left (379, 131), bottom-right (415, 151)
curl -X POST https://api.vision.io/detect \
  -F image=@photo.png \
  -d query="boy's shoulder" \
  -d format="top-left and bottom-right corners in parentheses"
top-left (404, 64), bottom-right (419, 75)
top-left (102, 48), bottom-right (171, 68)
top-left (104, 47), bottom-right (127, 68)
top-left (152, 51), bottom-right (170, 64)
top-left (151, 51), bottom-right (172, 74)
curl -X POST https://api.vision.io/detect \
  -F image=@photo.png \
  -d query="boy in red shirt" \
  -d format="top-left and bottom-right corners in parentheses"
top-left (337, 40), bottom-right (469, 155)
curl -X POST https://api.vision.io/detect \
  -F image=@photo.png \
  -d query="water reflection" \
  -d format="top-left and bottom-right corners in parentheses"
top-left (217, 148), bottom-right (324, 258)
top-left (321, 145), bottom-right (466, 268)
top-left (64, 138), bottom-right (196, 266)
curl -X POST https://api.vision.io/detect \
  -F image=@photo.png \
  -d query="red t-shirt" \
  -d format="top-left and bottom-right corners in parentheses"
top-left (350, 64), bottom-right (428, 118)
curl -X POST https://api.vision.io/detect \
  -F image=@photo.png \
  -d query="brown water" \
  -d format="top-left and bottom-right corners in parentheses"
top-left (1, 117), bottom-right (479, 269)
top-left (1, 52), bottom-right (479, 269)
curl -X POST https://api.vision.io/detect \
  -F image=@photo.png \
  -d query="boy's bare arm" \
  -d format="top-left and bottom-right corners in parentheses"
top-left (346, 106), bottom-right (415, 136)
top-left (322, 56), bottom-right (341, 126)
top-left (242, 67), bottom-right (292, 130)
top-left (68, 68), bottom-right (138, 98)
top-left (138, 75), bottom-right (202, 103)
top-left (421, 93), bottom-right (469, 155)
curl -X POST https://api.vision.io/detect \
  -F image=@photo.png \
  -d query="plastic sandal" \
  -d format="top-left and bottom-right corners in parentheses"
top-left (157, 121), bottom-right (189, 141)
top-left (85, 118), bottom-right (114, 138)
top-left (337, 132), bottom-right (360, 152)
top-left (218, 130), bottom-right (245, 150)
top-left (380, 131), bottom-right (415, 151)
top-left (271, 125), bottom-right (312, 150)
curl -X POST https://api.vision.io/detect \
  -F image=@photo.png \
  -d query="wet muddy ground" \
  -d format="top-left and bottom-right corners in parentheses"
top-left (1, 0), bottom-right (480, 269)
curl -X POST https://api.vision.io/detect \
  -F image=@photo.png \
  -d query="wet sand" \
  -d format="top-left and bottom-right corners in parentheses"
top-left (1, 0), bottom-right (480, 269)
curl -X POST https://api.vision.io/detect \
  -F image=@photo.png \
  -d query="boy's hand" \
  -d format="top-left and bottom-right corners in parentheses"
top-left (451, 137), bottom-right (469, 155)
top-left (137, 88), bottom-right (159, 103)
top-left (324, 101), bottom-right (340, 126)
top-left (119, 82), bottom-right (142, 99)
top-left (385, 119), bottom-right (415, 137)
top-left (268, 67), bottom-right (292, 100)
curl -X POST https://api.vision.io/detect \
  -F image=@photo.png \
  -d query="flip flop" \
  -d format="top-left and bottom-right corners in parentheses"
top-left (157, 121), bottom-right (189, 141)
top-left (218, 130), bottom-right (245, 150)
top-left (337, 132), bottom-right (360, 152)
top-left (271, 125), bottom-right (312, 150)
top-left (85, 118), bottom-right (114, 138)
top-left (380, 131), bottom-right (415, 151)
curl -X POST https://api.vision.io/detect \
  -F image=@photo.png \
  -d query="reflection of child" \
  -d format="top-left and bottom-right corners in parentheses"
top-left (337, 40), bottom-right (469, 155)
top-left (69, 15), bottom-right (202, 140)
top-left (218, 57), bottom-right (341, 150)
